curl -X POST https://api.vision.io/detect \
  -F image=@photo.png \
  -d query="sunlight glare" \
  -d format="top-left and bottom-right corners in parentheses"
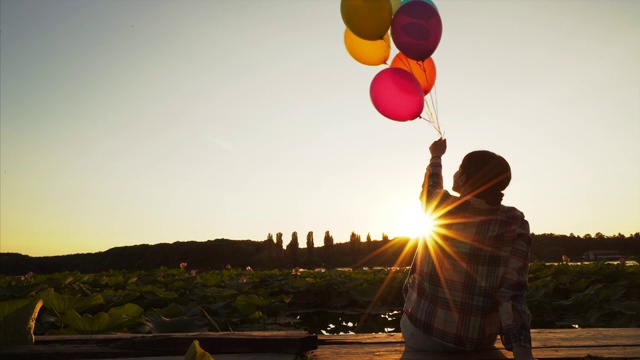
top-left (395, 201), bottom-right (436, 239)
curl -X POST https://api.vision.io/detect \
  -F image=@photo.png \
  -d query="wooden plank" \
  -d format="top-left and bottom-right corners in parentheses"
top-left (308, 344), bottom-right (512, 360)
top-left (1, 332), bottom-right (317, 360)
top-left (317, 328), bottom-right (640, 347)
top-left (0, 348), bottom-right (298, 360)
top-left (532, 346), bottom-right (640, 359)
top-left (317, 332), bottom-right (404, 344)
top-left (109, 332), bottom-right (317, 355)
top-left (31, 328), bottom-right (640, 347)
top-left (4, 329), bottom-right (640, 360)
top-left (94, 354), bottom-right (298, 360)
top-left (308, 343), bottom-right (640, 360)
top-left (312, 329), bottom-right (640, 360)
top-left (530, 328), bottom-right (640, 347)
top-left (0, 345), bottom-right (140, 360)
top-left (35, 331), bottom-right (314, 345)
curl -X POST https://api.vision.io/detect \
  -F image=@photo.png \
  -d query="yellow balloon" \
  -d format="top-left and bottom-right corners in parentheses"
top-left (340, 0), bottom-right (392, 41)
top-left (344, 28), bottom-right (390, 66)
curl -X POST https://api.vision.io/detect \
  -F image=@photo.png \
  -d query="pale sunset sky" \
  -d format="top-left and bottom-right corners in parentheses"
top-left (1, 0), bottom-right (639, 257)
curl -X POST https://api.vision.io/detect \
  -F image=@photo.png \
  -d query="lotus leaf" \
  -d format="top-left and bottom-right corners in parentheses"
top-left (184, 339), bottom-right (214, 360)
top-left (0, 299), bottom-right (43, 345)
top-left (38, 288), bottom-right (104, 314)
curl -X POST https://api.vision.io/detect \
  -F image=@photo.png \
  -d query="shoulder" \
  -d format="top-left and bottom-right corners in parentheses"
top-left (499, 205), bottom-right (530, 232)
top-left (499, 204), bottom-right (525, 219)
top-left (431, 189), bottom-right (460, 207)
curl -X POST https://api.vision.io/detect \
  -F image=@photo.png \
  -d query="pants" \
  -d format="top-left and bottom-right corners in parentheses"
top-left (400, 313), bottom-right (461, 352)
top-left (400, 313), bottom-right (498, 352)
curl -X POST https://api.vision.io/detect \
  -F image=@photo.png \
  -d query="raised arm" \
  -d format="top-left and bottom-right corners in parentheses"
top-left (419, 138), bottom-right (446, 210)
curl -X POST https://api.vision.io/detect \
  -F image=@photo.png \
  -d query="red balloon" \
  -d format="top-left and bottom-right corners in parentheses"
top-left (390, 52), bottom-right (437, 95)
top-left (391, 0), bottom-right (443, 61)
top-left (370, 68), bottom-right (424, 122)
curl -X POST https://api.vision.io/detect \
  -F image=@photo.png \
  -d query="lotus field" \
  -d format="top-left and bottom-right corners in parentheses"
top-left (1, 262), bottom-right (638, 337)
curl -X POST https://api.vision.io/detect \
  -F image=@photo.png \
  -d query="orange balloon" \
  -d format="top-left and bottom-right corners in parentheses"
top-left (344, 28), bottom-right (390, 66)
top-left (390, 52), bottom-right (437, 95)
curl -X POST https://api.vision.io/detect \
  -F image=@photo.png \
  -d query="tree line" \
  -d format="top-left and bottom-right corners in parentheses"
top-left (1, 232), bottom-right (638, 275)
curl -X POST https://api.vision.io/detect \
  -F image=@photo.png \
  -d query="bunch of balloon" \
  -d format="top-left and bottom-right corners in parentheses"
top-left (340, 0), bottom-right (443, 137)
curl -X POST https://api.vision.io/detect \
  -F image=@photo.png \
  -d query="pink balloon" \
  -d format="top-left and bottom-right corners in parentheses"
top-left (391, 0), bottom-right (443, 61)
top-left (370, 68), bottom-right (424, 122)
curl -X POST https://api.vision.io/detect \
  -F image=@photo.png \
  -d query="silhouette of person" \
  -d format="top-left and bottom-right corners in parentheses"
top-left (401, 138), bottom-right (535, 360)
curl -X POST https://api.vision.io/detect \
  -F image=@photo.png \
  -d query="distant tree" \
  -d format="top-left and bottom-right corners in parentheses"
top-left (382, 233), bottom-right (390, 243)
top-left (286, 231), bottom-right (299, 266)
top-left (275, 232), bottom-right (284, 266)
top-left (349, 231), bottom-right (361, 263)
top-left (262, 233), bottom-right (276, 265)
top-left (306, 231), bottom-right (315, 265)
top-left (323, 231), bottom-right (334, 267)
top-left (361, 233), bottom-right (374, 266)
top-left (265, 233), bottom-right (275, 250)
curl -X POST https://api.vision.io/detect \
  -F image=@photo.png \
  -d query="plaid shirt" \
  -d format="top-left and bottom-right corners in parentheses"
top-left (403, 157), bottom-right (532, 351)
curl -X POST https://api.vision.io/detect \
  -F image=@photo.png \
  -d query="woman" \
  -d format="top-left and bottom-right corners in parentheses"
top-left (401, 138), bottom-right (535, 360)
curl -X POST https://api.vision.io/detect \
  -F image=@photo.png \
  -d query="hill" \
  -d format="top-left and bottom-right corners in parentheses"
top-left (1, 233), bottom-right (638, 275)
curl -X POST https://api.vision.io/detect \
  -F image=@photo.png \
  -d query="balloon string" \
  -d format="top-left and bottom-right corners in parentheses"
top-left (426, 87), bottom-right (440, 135)
top-left (423, 99), bottom-right (443, 137)
top-left (417, 61), bottom-right (442, 137)
top-left (419, 115), bottom-right (443, 137)
top-left (431, 82), bottom-right (439, 119)
top-left (418, 61), bottom-right (438, 119)
top-left (424, 94), bottom-right (436, 121)
top-left (416, 61), bottom-right (443, 137)
top-left (390, 54), bottom-right (443, 137)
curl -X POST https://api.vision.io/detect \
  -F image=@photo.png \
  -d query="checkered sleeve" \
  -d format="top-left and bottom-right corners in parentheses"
top-left (419, 157), bottom-right (443, 211)
top-left (497, 218), bottom-right (533, 351)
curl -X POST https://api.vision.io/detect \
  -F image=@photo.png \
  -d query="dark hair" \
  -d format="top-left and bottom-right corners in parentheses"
top-left (459, 150), bottom-right (511, 206)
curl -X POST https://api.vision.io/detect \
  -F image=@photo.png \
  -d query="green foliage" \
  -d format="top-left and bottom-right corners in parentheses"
top-left (60, 309), bottom-right (134, 335)
top-left (184, 339), bottom-right (215, 360)
top-left (0, 298), bottom-right (43, 345)
top-left (0, 298), bottom-right (35, 320)
top-left (527, 262), bottom-right (640, 328)
top-left (0, 263), bottom-right (638, 336)
top-left (38, 288), bottom-right (104, 315)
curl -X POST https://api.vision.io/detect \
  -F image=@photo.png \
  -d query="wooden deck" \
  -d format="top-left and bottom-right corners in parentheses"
top-left (0, 328), bottom-right (639, 360)
top-left (0, 331), bottom-right (316, 360)
top-left (310, 328), bottom-right (640, 359)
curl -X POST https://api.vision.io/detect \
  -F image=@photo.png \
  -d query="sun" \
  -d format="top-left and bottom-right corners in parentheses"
top-left (395, 201), bottom-right (437, 239)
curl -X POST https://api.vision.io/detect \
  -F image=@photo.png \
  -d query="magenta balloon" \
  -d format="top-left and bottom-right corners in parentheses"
top-left (391, 0), bottom-right (443, 61)
top-left (370, 68), bottom-right (424, 122)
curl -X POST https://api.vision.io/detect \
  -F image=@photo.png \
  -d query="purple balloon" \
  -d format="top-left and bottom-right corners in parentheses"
top-left (391, 0), bottom-right (443, 61)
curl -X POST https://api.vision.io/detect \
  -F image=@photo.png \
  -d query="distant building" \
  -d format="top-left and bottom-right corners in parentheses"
top-left (582, 250), bottom-right (626, 261)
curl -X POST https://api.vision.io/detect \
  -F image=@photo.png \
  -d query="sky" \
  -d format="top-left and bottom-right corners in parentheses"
top-left (1, 0), bottom-right (639, 257)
